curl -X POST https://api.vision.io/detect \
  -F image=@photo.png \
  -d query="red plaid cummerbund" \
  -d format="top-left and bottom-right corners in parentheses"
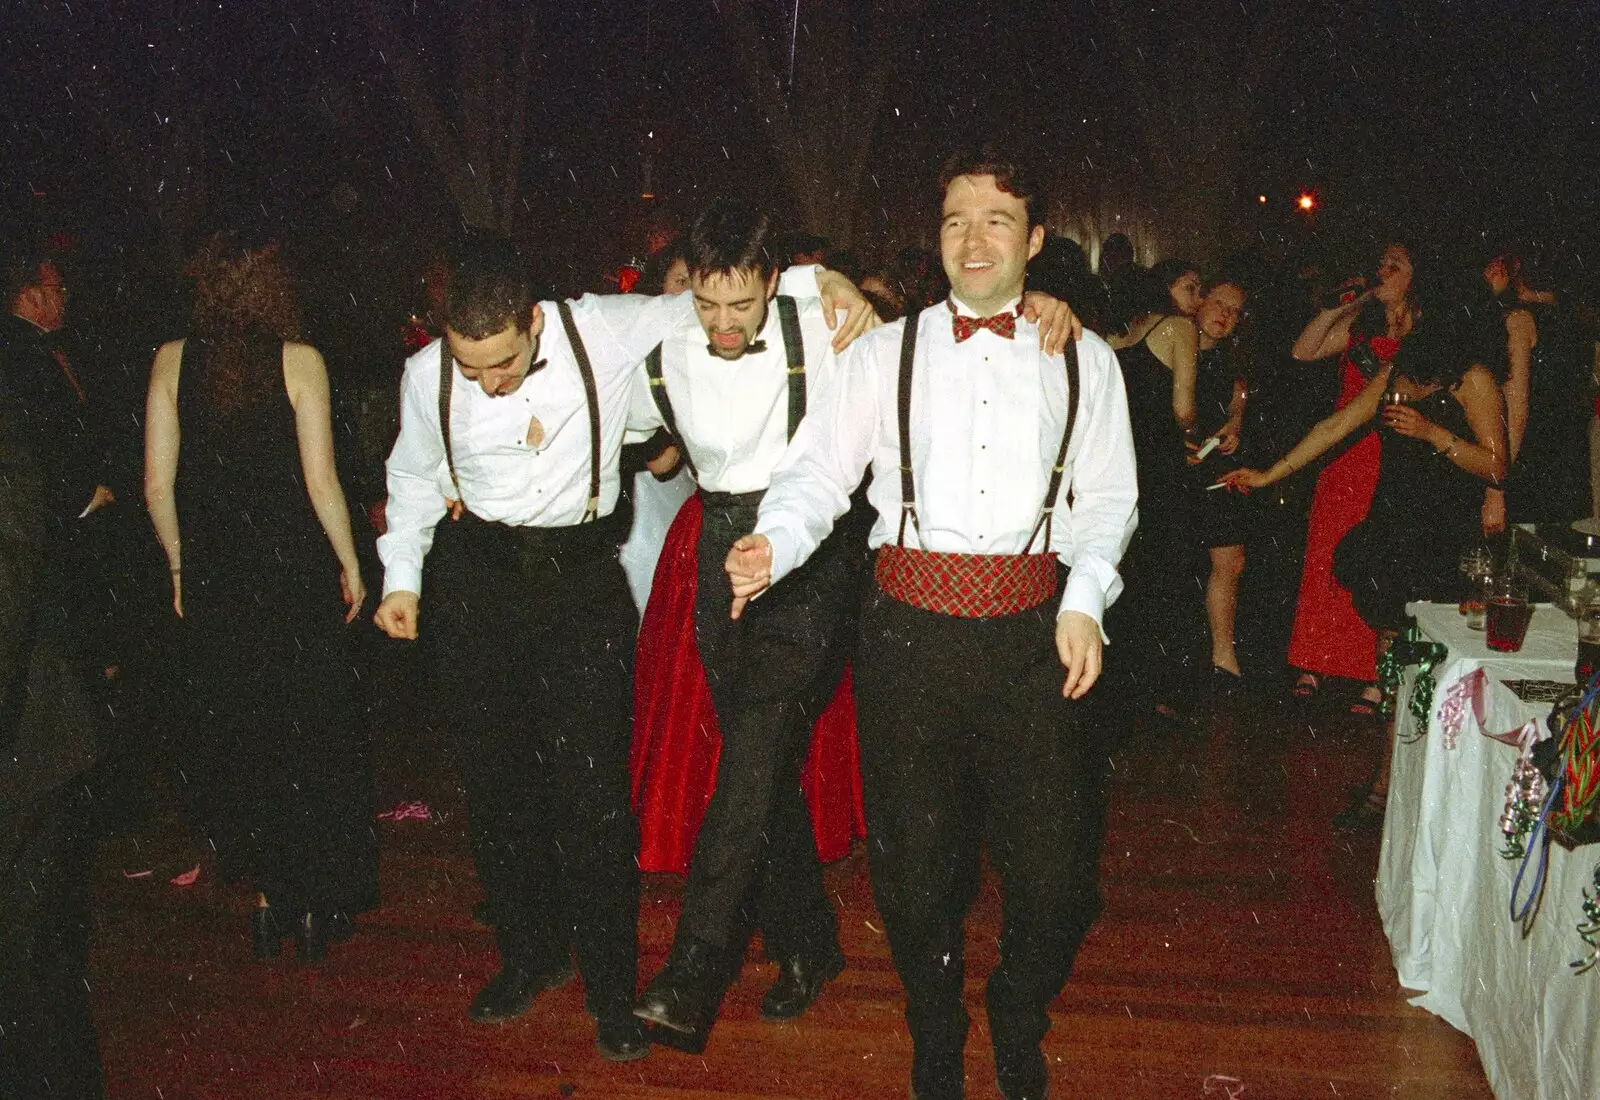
top-left (874, 544), bottom-right (1058, 618)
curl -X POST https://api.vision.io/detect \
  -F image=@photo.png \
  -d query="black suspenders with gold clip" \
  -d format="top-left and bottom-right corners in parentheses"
top-left (891, 309), bottom-right (1081, 550)
top-left (644, 294), bottom-right (805, 478)
top-left (436, 300), bottom-right (605, 523)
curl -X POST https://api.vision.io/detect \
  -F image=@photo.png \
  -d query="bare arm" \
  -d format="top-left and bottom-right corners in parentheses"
top-left (1146, 316), bottom-right (1199, 433)
top-left (1448, 367), bottom-right (1509, 484)
top-left (143, 340), bottom-right (184, 614)
top-left (1503, 308), bottom-right (1534, 461)
top-left (1254, 366), bottom-right (1389, 486)
top-left (284, 343), bottom-right (366, 620)
top-left (1292, 298), bottom-right (1361, 362)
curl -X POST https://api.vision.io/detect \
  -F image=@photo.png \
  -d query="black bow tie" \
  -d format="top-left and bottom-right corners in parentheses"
top-left (707, 339), bottom-right (767, 357)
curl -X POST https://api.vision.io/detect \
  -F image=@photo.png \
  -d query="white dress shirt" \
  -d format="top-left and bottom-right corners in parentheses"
top-left (627, 295), bottom-right (841, 494)
top-left (755, 295), bottom-right (1140, 630)
top-left (379, 268), bottom-right (824, 599)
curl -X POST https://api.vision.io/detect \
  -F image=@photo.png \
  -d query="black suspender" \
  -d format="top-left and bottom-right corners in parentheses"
top-left (895, 309), bottom-right (922, 546)
top-left (645, 342), bottom-right (698, 480)
top-left (434, 301), bottom-right (604, 524)
top-left (645, 294), bottom-right (807, 480)
top-left (1023, 340), bottom-right (1080, 553)
top-left (891, 310), bottom-right (1081, 552)
top-left (555, 300), bottom-right (603, 523)
top-left (438, 339), bottom-right (464, 505)
top-left (775, 295), bottom-right (806, 438)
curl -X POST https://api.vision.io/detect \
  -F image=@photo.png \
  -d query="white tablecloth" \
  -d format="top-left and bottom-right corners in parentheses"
top-left (1377, 602), bottom-right (1599, 1100)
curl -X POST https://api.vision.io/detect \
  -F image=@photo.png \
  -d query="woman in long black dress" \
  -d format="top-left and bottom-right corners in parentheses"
top-left (1107, 265), bottom-right (1203, 721)
top-left (144, 231), bottom-right (376, 961)
top-left (1222, 296), bottom-right (1506, 827)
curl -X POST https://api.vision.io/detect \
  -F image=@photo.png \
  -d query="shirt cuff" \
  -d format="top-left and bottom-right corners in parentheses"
top-left (382, 561), bottom-right (424, 601)
top-left (757, 524), bottom-right (801, 589)
top-left (1059, 566), bottom-right (1109, 643)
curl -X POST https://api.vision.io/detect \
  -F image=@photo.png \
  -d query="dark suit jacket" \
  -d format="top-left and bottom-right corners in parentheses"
top-left (0, 384), bottom-right (98, 861)
top-left (0, 313), bottom-right (107, 526)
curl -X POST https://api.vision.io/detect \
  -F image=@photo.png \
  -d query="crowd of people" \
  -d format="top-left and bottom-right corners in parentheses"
top-left (3, 141), bottom-right (1598, 1100)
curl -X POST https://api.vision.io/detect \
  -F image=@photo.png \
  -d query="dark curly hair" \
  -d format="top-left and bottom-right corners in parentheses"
top-left (188, 229), bottom-right (301, 340)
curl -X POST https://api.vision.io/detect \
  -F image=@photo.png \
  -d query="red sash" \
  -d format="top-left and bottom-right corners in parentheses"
top-left (875, 544), bottom-right (1058, 618)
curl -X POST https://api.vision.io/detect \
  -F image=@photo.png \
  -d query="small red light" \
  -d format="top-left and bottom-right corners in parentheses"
top-left (1297, 193), bottom-right (1316, 211)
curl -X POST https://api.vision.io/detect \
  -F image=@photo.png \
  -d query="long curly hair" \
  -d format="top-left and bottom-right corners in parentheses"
top-left (186, 229), bottom-right (302, 413)
top-left (188, 230), bottom-right (301, 340)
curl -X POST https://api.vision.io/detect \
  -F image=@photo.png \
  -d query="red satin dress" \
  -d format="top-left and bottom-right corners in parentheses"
top-left (629, 493), bottom-right (867, 874)
top-left (1286, 349), bottom-right (1381, 682)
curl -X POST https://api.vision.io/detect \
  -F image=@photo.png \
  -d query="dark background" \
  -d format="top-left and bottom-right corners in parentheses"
top-left (3, 0), bottom-right (1595, 381)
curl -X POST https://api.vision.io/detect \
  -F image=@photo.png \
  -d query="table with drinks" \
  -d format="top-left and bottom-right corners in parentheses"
top-left (1376, 595), bottom-right (1600, 1100)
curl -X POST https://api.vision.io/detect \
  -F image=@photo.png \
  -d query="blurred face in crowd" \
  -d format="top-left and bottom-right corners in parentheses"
top-left (1168, 269), bottom-right (1203, 316)
top-left (448, 307), bottom-right (545, 397)
top-left (1197, 284), bottom-right (1246, 346)
top-left (940, 173), bottom-right (1044, 316)
top-left (1372, 245), bottom-right (1414, 307)
top-left (662, 257), bottom-right (691, 296)
top-left (1482, 255), bottom-right (1515, 296)
top-left (692, 266), bottom-right (777, 360)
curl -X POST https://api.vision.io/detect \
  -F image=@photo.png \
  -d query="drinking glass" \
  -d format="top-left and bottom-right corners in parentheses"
top-left (1486, 575), bottom-right (1533, 653)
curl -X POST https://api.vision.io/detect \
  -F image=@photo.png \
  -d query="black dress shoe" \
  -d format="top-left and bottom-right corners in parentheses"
top-left (995, 1041), bottom-right (1047, 1100)
top-left (467, 961), bottom-right (576, 1024)
top-left (251, 907), bottom-right (283, 960)
top-left (759, 945), bottom-right (846, 1020)
top-left (595, 1014), bottom-right (650, 1062)
top-left (633, 939), bottom-right (729, 1043)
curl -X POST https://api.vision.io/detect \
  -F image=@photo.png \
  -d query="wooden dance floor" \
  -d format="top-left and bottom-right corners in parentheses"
top-left (90, 694), bottom-right (1492, 1099)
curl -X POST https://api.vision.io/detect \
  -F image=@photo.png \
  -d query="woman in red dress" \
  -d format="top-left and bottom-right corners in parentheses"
top-left (1285, 243), bottom-right (1421, 712)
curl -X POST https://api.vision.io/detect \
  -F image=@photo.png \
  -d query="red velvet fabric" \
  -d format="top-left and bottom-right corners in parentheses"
top-left (630, 493), bottom-right (866, 874)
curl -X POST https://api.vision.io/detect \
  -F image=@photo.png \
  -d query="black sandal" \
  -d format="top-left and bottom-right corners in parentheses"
top-left (1292, 672), bottom-right (1320, 699)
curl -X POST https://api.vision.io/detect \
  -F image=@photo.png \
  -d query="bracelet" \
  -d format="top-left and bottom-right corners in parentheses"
top-left (170, 567), bottom-right (181, 574)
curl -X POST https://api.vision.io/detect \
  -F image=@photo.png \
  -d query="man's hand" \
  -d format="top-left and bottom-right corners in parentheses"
top-left (1020, 291), bottom-right (1084, 356)
top-left (815, 269), bottom-right (880, 352)
top-left (375, 590), bottom-right (421, 640)
top-left (725, 533), bottom-right (774, 620)
top-left (1056, 610), bottom-right (1102, 699)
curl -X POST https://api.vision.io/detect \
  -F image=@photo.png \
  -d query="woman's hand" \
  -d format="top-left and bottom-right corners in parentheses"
top-left (1216, 421), bottom-right (1241, 455)
top-left (341, 566), bottom-right (367, 624)
top-left (1381, 403), bottom-right (1443, 445)
top-left (1482, 487), bottom-right (1507, 537)
top-left (1218, 468), bottom-right (1271, 494)
top-left (171, 571), bottom-right (183, 618)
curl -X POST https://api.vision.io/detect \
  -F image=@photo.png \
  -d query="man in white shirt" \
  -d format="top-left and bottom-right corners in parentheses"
top-left (725, 149), bottom-right (1139, 1100)
top-left (373, 233), bottom-right (870, 1061)
top-left (628, 200), bottom-right (874, 1048)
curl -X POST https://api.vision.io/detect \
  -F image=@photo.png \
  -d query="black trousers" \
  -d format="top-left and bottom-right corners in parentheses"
top-left (853, 583), bottom-right (1108, 1062)
top-left (0, 785), bottom-right (104, 1100)
top-left (674, 494), bottom-right (866, 964)
top-left (427, 513), bottom-right (640, 1019)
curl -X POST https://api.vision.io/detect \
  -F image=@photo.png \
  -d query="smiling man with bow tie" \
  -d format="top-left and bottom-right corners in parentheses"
top-left (723, 147), bottom-right (1138, 1100)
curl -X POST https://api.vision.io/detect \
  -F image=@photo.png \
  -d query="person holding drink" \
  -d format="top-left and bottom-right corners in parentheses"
top-left (1220, 290), bottom-right (1506, 829)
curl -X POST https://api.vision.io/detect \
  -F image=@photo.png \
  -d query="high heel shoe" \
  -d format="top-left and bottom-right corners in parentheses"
top-left (251, 906), bottom-right (284, 960)
top-left (294, 910), bottom-right (329, 963)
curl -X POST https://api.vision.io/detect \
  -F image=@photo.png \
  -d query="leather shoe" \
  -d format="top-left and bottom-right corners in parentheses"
top-left (759, 945), bottom-right (846, 1020)
top-left (595, 1014), bottom-right (649, 1062)
top-left (995, 1041), bottom-right (1048, 1100)
top-left (467, 961), bottom-right (576, 1024)
top-left (633, 939), bottom-right (729, 1040)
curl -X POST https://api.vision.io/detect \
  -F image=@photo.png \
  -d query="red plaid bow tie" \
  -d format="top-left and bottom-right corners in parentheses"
top-left (949, 304), bottom-right (1017, 342)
